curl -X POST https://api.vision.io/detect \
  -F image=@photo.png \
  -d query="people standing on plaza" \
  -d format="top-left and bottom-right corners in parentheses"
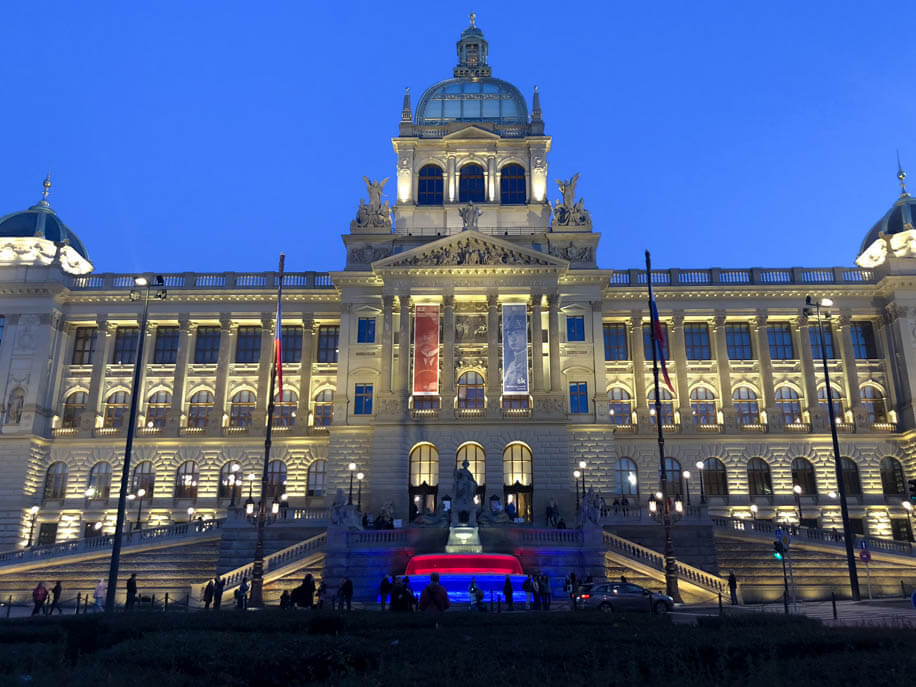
top-left (279, 589), bottom-right (291, 609)
top-left (47, 581), bottom-right (63, 615)
top-left (338, 578), bottom-right (353, 611)
top-left (316, 580), bottom-right (327, 609)
top-left (379, 575), bottom-right (392, 611)
top-left (203, 579), bottom-right (214, 609)
top-left (93, 579), bottom-right (106, 612)
top-left (566, 574), bottom-right (578, 611)
top-left (303, 574), bottom-right (315, 608)
top-left (522, 575), bottom-right (533, 609)
top-left (540, 574), bottom-right (551, 610)
top-left (125, 573), bottom-right (138, 611)
top-left (213, 575), bottom-right (225, 610)
top-left (236, 577), bottom-right (249, 610)
top-left (389, 578), bottom-right (410, 612)
top-left (728, 571), bottom-right (739, 605)
top-left (419, 572), bottom-right (450, 614)
top-left (31, 581), bottom-right (47, 616)
top-left (502, 575), bottom-right (513, 611)
top-left (620, 574), bottom-right (628, 584)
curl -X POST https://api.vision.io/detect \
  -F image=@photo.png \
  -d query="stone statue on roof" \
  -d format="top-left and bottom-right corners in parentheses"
top-left (458, 202), bottom-right (482, 231)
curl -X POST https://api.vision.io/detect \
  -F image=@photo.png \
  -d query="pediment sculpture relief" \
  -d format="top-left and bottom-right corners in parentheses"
top-left (386, 236), bottom-right (555, 267)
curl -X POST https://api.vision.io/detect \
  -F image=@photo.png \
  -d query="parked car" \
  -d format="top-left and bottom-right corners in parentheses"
top-left (576, 582), bottom-right (674, 614)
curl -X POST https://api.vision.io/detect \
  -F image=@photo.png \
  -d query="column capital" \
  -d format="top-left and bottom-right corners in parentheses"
top-left (713, 310), bottom-right (727, 330)
top-left (382, 294), bottom-right (395, 308)
top-left (444, 294), bottom-right (455, 309)
top-left (591, 300), bottom-right (603, 313)
top-left (531, 293), bottom-right (543, 308)
top-left (547, 293), bottom-right (560, 309)
top-left (836, 310), bottom-right (853, 329)
top-left (670, 311), bottom-right (684, 328)
top-left (219, 314), bottom-right (232, 331)
top-left (178, 313), bottom-right (191, 329)
top-left (261, 312), bottom-right (274, 329)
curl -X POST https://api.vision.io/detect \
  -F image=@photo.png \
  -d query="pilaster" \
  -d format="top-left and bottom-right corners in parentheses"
top-left (753, 311), bottom-right (779, 430)
top-left (210, 315), bottom-right (234, 435)
top-left (630, 311), bottom-right (649, 427)
top-left (297, 318), bottom-right (316, 427)
top-left (486, 293), bottom-right (500, 418)
top-left (670, 311), bottom-right (691, 433)
top-left (797, 314), bottom-right (823, 432)
top-left (590, 300), bottom-right (609, 422)
top-left (712, 311), bottom-right (736, 431)
top-left (84, 317), bottom-right (114, 432)
top-left (441, 295), bottom-right (456, 418)
top-left (547, 294), bottom-right (561, 392)
top-left (531, 294), bottom-right (544, 393)
top-left (167, 315), bottom-right (191, 432)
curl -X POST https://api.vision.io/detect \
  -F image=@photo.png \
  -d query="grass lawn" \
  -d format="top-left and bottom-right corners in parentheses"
top-left (0, 609), bottom-right (912, 686)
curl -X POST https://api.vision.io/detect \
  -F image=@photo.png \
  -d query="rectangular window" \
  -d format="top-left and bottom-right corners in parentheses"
top-left (235, 326), bottom-right (261, 363)
top-left (281, 326), bottom-right (302, 364)
top-left (767, 324), bottom-right (795, 360)
top-left (72, 326), bottom-right (98, 365)
top-left (642, 323), bottom-right (668, 359)
top-left (566, 316), bottom-right (585, 342)
top-left (317, 325), bottom-right (339, 363)
top-left (354, 384), bottom-right (373, 415)
top-left (0, 316), bottom-right (5, 348)
top-left (194, 326), bottom-right (221, 364)
top-left (809, 324), bottom-right (835, 359)
top-left (153, 326), bottom-right (179, 364)
top-left (111, 327), bottom-right (139, 365)
top-left (684, 324), bottom-right (711, 360)
top-left (850, 322), bottom-right (877, 359)
top-left (725, 323), bottom-right (753, 360)
top-left (357, 317), bottom-right (376, 343)
top-left (569, 381), bottom-right (589, 414)
top-left (603, 323), bottom-right (628, 361)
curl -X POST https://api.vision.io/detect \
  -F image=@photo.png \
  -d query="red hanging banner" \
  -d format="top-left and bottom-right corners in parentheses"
top-left (413, 304), bottom-right (440, 395)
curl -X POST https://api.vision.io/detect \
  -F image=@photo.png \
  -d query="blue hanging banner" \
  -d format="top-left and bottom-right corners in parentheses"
top-left (501, 303), bottom-right (529, 395)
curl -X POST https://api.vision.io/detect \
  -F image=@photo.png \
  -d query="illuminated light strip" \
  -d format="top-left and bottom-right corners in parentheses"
top-left (405, 553), bottom-right (523, 575)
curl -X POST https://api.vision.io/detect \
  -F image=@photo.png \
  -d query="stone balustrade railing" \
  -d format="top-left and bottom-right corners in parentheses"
top-left (291, 507), bottom-right (331, 522)
top-left (516, 528), bottom-right (583, 547)
top-left (347, 529), bottom-right (409, 547)
top-left (70, 271), bottom-right (334, 291)
top-left (711, 516), bottom-right (914, 557)
top-left (609, 267), bottom-right (875, 288)
top-left (0, 519), bottom-right (225, 568)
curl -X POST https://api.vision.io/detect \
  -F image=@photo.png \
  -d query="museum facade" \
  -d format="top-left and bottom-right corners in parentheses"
top-left (0, 19), bottom-right (914, 552)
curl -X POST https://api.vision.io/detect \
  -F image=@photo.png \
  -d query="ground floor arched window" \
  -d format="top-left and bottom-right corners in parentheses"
top-left (456, 442), bottom-right (486, 503)
top-left (503, 443), bottom-right (532, 523)
top-left (409, 443), bottom-right (439, 520)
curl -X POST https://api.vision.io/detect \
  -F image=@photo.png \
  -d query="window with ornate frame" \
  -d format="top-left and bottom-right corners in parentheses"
top-left (608, 387), bottom-right (632, 425)
top-left (103, 391), bottom-right (129, 429)
top-left (307, 460), bottom-right (326, 497)
top-left (194, 326), bottom-right (221, 364)
top-left (860, 385), bottom-right (887, 424)
top-left (43, 462), bottom-right (68, 500)
top-left (146, 390), bottom-right (171, 429)
top-left (87, 462), bottom-right (112, 499)
top-left (880, 457), bottom-right (906, 496)
top-left (175, 461), bottom-right (199, 499)
top-left (62, 391), bottom-right (87, 429)
top-left (313, 389), bottom-right (334, 426)
top-left (775, 386), bottom-right (803, 426)
top-left (235, 326), bottom-right (262, 363)
top-left (229, 390), bottom-right (256, 427)
top-left (272, 390), bottom-right (297, 427)
top-left (112, 327), bottom-right (139, 365)
top-left (702, 458), bottom-right (729, 497)
top-left (791, 457), bottom-right (817, 496)
top-left (499, 163), bottom-right (526, 204)
top-left (503, 443), bottom-right (532, 523)
top-left (615, 457), bottom-right (638, 495)
top-left (417, 164), bottom-right (444, 205)
top-left (458, 163), bottom-right (485, 202)
top-left (187, 390), bottom-right (215, 428)
top-left (266, 460), bottom-right (287, 499)
top-left (457, 371), bottom-right (485, 409)
top-left (733, 386), bottom-right (759, 425)
top-left (409, 443), bottom-right (439, 519)
top-left (747, 457), bottom-right (773, 496)
top-left (690, 387), bottom-right (717, 426)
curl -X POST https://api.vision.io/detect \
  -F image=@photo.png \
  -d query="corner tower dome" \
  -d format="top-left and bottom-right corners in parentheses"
top-left (857, 165), bottom-right (916, 268)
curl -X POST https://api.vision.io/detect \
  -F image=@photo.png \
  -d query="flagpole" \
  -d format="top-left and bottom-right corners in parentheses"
top-left (249, 253), bottom-right (285, 608)
top-left (645, 250), bottom-right (682, 603)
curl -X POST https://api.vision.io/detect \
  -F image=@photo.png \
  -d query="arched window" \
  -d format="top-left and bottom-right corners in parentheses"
top-left (266, 460), bottom-right (287, 499)
top-left (690, 387), bottom-right (717, 426)
top-left (7, 387), bottom-right (24, 424)
top-left (146, 390), bottom-right (171, 429)
top-left (43, 462), bottom-right (68, 500)
top-left (409, 443), bottom-right (439, 519)
top-left (132, 461), bottom-right (155, 495)
top-left (307, 460), bottom-right (326, 497)
top-left (313, 389), bottom-right (334, 427)
top-left (499, 163), bottom-right (526, 204)
top-left (817, 385), bottom-right (844, 420)
top-left (458, 163), bottom-right (485, 203)
top-left (218, 462), bottom-right (242, 500)
top-left (860, 386), bottom-right (887, 424)
top-left (608, 387), bottom-right (632, 426)
top-left (664, 457), bottom-right (683, 498)
top-left (791, 458), bottom-right (817, 496)
top-left (87, 462), bottom-right (112, 499)
top-left (229, 391), bottom-right (256, 428)
top-left (456, 442), bottom-right (486, 501)
top-left (615, 457), bottom-right (638, 495)
top-left (702, 458), bottom-right (728, 497)
top-left (648, 388), bottom-right (675, 426)
top-left (775, 386), bottom-right (802, 426)
top-left (104, 391), bottom-right (129, 429)
top-left (175, 461), bottom-right (199, 499)
top-left (841, 457), bottom-right (862, 496)
top-left (503, 443), bottom-right (533, 523)
top-left (747, 458), bottom-right (773, 496)
top-left (733, 387), bottom-right (759, 425)
top-left (457, 371), bottom-right (485, 409)
top-left (417, 164), bottom-right (444, 205)
top-left (880, 457), bottom-right (906, 496)
top-left (62, 391), bottom-right (87, 429)
top-left (272, 390), bottom-right (298, 427)
top-left (187, 390), bottom-right (214, 429)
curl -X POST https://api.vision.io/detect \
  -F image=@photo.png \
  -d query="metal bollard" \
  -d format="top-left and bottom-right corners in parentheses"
top-left (185, 593), bottom-right (189, 609)
top-left (164, 593), bottom-right (169, 612)
top-left (902, 580), bottom-right (907, 599)
top-left (718, 592), bottom-right (723, 616)
top-left (5, 595), bottom-right (10, 618)
top-left (76, 592), bottom-right (81, 615)
top-left (831, 592), bottom-right (837, 620)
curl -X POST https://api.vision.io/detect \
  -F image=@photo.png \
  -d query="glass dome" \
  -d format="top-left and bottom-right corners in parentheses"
top-left (0, 206), bottom-right (88, 259)
top-left (415, 77), bottom-right (528, 126)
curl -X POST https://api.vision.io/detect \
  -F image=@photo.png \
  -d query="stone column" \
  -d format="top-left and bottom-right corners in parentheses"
top-left (167, 315), bottom-right (192, 432)
top-left (882, 304), bottom-right (912, 426)
top-left (836, 312), bottom-right (863, 425)
top-left (670, 311), bottom-right (691, 432)
top-left (333, 304), bottom-right (353, 425)
top-left (380, 296), bottom-right (394, 393)
top-left (441, 295), bottom-right (456, 418)
top-left (547, 294), bottom-right (561, 392)
top-left (797, 315), bottom-right (823, 431)
top-left (530, 294), bottom-right (544, 393)
top-left (629, 311), bottom-right (650, 428)
top-left (46, 317), bottom-right (72, 424)
top-left (486, 293), bottom-right (500, 417)
top-left (712, 311), bottom-right (736, 430)
top-left (753, 312), bottom-right (780, 431)
top-left (876, 308), bottom-right (903, 416)
top-left (396, 294), bottom-right (411, 399)
top-left (83, 317), bottom-right (114, 433)
top-left (135, 319), bottom-right (156, 429)
top-left (296, 318), bottom-right (316, 427)
top-left (590, 300), bottom-right (609, 422)
top-left (446, 156), bottom-right (456, 203)
top-left (253, 313), bottom-right (274, 427)
top-left (487, 156), bottom-right (497, 202)
top-left (209, 315), bottom-right (234, 435)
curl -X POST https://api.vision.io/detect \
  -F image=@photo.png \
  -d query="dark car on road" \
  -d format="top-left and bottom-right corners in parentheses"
top-left (576, 581), bottom-right (674, 614)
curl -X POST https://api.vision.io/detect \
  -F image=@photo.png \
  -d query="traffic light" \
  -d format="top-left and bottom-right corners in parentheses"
top-left (773, 540), bottom-right (785, 560)
top-left (908, 479), bottom-right (916, 502)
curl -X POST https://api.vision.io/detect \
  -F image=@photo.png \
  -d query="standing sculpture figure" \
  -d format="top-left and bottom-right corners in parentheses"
top-left (556, 173), bottom-right (580, 208)
top-left (452, 459), bottom-right (478, 526)
top-left (362, 176), bottom-right (389, 209)
top-left (458, 202), bottom-right (482, 231)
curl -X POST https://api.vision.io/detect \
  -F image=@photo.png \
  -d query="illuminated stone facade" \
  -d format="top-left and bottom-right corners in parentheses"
top-left (0, 20), bottom-right (914, 552)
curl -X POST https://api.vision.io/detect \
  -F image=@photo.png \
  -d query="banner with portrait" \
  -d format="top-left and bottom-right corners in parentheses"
top-left (501, 303), bottom-right (529, 395)
top-left (412, 304), bottom-right (440, 395)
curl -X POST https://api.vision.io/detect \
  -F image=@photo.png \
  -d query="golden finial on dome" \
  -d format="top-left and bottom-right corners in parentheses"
top-left (469, 12), bottom-right (476, 28)
top-left (40, 170), bottom-right (52, 206)
top-left (897, 151), bottom-right (908, 197)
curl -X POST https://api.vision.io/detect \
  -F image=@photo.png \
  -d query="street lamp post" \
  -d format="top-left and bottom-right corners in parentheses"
top-left (805, 296), bottom-right (860, 600)
top-left (357, 472), bottom-right (364, 510)
top-left (573, 470), bottom-right (581, 513)
top-left (105, 276), bottom-right (166, 612)
top-left (696, 460), bottom-right (706, 504)
top-left (683, 470), bottom-right (691, 507)
top-left (26, 505), bottom-right (39, 547)
top-left (228, 463), bottom-right (240, 509)
top-left (578, 461), bottom-right (587, 501)
top-left (750, 503), bottom-right (758, 521)
top-left (245, 474), bottom-right (255, 516)
top-left (793, 485), bottom-right (803, 525)
top-left (348, 463), bottom-right (357, 505)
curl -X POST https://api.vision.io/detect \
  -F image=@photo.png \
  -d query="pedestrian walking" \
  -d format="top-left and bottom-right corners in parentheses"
top-left (236, 576), bottom-right (249, 610)
top-left (418, 572), bottom-right (450, 614)
top-left (93, 579), bottom-right (106, 612)
top-left (531, 575), bottom-right (541, 611)
top-left (379, 575), bottom-right (392, 611)
top-left (213, 575), bottom-right (225, 610)
top-left (31, 581), bottom-right (47, 616)
top-left (125, 573), bottom-right (138, 611)
top-left (540, 574), bottom-right (551, 610)
top-left (728, 570), bottom-right (739, 605)
top-left (203, 579), bottom-right (214, 609)
top-left (303, 574), bottom-right (315, 609)
top-left (502, 575), bottom-right (513, 611)
top-left (279, 589), bottom-right (291, 609)
top-left (522, 575), bottom-right (533, 609)
top-left (338, 578), bottom-right (353, 611)
top-left (46, 581), bottom-right (63, 615)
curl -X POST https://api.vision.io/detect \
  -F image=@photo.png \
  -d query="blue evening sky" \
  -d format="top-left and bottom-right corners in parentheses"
top-left (1, 2), bottom-right (914, 275)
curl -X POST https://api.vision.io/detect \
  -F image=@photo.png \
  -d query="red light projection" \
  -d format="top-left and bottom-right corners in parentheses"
top-left (405, 553), bottom-right (523, 576)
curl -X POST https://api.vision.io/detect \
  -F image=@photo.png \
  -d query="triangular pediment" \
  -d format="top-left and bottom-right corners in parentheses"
top-left (372, 231), bottom-right (569, 270)
top-left (442, 125), bottom-right (501, 141)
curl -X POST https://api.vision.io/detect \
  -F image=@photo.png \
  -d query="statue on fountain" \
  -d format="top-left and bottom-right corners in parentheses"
top-left (330, 488), bottom-right (363, 530)
top-left (451, 458), bottom-right (478, 527)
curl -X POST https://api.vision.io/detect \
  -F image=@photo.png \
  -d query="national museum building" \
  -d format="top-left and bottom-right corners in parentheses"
top-left (0, 18), bottom-right (915, 557)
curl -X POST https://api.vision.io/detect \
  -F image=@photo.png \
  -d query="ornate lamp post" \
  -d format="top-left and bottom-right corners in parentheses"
top-left (245, 473), bottom-right (255, 516)
top-left (573, 470), bottom-right (582, 513)
top-left (683, 470), bottom-right (691, 506)
top-left (578, 461), bottom-right (587, 501)
top-left (750, 503), bottom-right (758, 521)
top-left (804, 295), bottom-right (860, 600)
top-left (793, 485), bottom-right (803, 524)
top-left (903, 501), bottom-right (914, 541)
top-left (696, 460), bottom-right (706, 504)
top-left (348, 463), bottom-right (357, 505)
top-left (105, 276), bottom-right (166, 613)
top-left (26, 505), bottom-right (39, 547)
top-left (227, 463), bottom-right (241, 509)
top-left (357, 472), bottom-right (365, 510)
